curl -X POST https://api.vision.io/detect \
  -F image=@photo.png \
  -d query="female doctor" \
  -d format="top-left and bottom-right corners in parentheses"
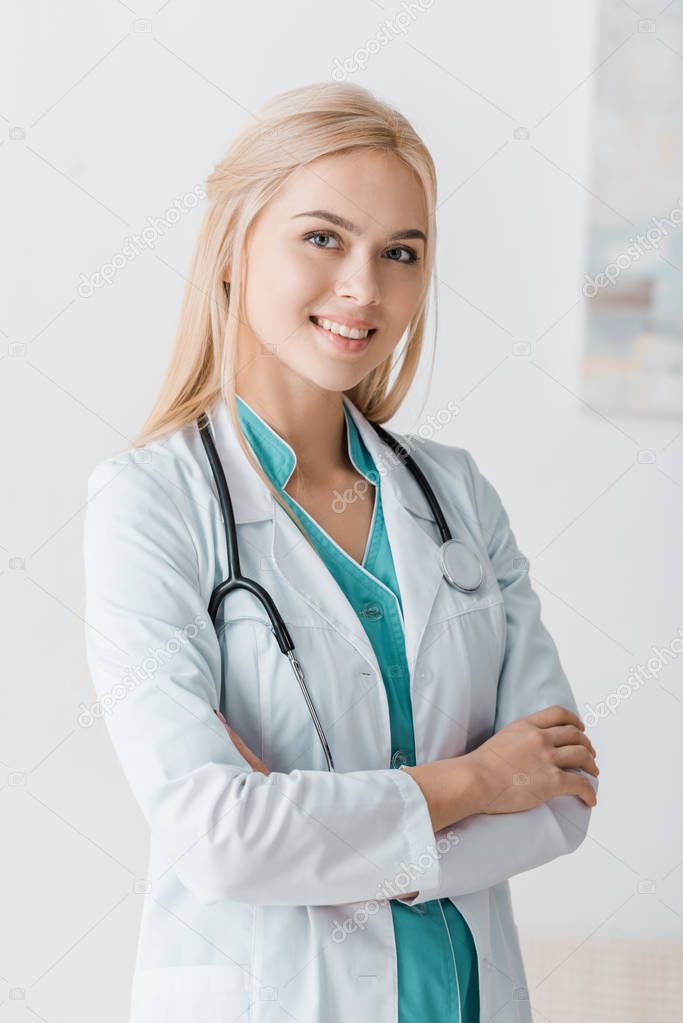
top-left (83, 82), bottom-right (599, 1023)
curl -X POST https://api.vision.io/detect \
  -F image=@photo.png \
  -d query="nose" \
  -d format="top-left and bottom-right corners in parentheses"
top-left (334, 254), bottom-right (381, 308)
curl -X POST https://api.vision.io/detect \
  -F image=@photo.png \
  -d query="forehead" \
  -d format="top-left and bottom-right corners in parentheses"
top-left (265, 149), bottom-right (428, 235)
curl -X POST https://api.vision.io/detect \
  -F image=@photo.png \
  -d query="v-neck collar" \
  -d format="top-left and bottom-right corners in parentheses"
top-left (234, 393), bottom-right (379, 569)
top-left (234, 393), bottom-right (378, 491)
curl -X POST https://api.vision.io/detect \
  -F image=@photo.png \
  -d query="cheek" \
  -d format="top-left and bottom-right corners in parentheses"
top-left (257, 252), bottom-right (328, 327)
top-left (281, 253), bottom-right (328, 302)
top-left (384, 268), bottom-right (424, 314)
top-left (379, 272), bottom-right (425, 339)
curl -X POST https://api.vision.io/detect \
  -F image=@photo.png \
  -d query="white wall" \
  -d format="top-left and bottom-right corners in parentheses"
top-left (3, 1), bottom-right (681, 1020)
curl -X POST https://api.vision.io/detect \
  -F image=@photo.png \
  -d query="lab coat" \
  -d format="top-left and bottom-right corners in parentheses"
top-left (82, 393), bottom-right (596, 1023)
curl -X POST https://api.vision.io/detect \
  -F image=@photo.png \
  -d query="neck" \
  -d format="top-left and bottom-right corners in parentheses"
top-left (235, 376), bottom-right (351, 484)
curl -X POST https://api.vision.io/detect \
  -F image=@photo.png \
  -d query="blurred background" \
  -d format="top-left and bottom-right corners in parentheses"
top-left (2, 1), bottom-right (682, 1020)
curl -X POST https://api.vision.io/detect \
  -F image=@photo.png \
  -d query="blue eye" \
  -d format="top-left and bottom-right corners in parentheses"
top-left (305, 231), bottom-right (340, 251)
top-left (303, 230), bottom-right (420, 265)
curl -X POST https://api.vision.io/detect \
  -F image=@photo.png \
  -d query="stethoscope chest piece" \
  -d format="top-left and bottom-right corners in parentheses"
top-left (438, 538), bottom-right (484, 592)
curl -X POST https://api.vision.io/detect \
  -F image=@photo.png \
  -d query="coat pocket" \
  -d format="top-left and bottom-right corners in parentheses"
top-left (130, 963), bottom-right (251, 1022)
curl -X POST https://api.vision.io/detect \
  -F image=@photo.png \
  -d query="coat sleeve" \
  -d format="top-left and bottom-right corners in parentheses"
top-left (399, 449), bottom-right (597, 906)
top-left (83, 456), bottom-right (441, 907)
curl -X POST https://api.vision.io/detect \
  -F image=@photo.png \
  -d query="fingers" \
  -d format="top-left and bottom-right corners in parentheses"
top-left (552, 745), bottom-right (599, 805)
top-left (227, 724), bottom-right (257, 762)
top-left (546, 724), bottom-right (597, 758)
top-left (530, 709), bottom-right (600, 782)
top-left (213, 710), bottom-right (249, 755)
top-left (213, 710), bottom-right (270, 775)
top-left (564, 772), bottom-right (598, 806)
top-left (554, 743), bottom-right (600, 777)
top-left (527, 704), bottom-right (586, 733)
top-left (566, 777), bottom-right (597, 806)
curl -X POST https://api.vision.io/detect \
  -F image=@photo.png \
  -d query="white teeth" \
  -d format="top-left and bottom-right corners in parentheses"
top-left (314, 317), bottom-right (370, 340)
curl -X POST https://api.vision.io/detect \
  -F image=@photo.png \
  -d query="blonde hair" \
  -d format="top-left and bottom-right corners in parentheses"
top-left (127, 81), bottom-right (438, 544)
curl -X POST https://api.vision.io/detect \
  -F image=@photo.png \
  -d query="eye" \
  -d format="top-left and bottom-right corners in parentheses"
top-left (304, 230), bottom-right (341, 251)
top-left (385, 245), bottom-right (420, 264)
top-left (303, 230), bottom-right (421, 265)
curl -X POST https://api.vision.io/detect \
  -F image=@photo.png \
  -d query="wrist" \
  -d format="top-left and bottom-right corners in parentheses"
top-left (454, 752), bottom-right (489, 818)
top-left (400, 754), bottom-right (486, 832)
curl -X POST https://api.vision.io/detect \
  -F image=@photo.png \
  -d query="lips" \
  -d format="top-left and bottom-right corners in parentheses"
top-left (309, 316), bottom-right (376, 338)
top-left (309, 316), bottom-right (375, 352)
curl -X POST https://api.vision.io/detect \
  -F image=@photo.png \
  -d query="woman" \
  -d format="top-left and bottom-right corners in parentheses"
top-left (83, 82), bottom-right (599, 1023)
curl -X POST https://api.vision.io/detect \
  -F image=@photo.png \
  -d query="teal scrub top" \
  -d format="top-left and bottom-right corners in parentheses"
top-left (235, 394), bottom-right (480, 1023)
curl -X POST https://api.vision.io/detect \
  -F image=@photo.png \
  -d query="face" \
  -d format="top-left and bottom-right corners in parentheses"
top-left (231, 148), bottom-right (429, 395)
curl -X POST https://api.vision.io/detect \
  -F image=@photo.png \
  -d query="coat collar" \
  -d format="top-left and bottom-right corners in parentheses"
top-left (206, 392), bottom-right (433, 526)
top-left (205, 393), bottom-right (445, 677)
top-left (232, 392), bottom-right (379, 494)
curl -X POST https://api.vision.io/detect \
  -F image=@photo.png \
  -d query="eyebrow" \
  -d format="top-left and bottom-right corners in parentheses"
top-left (292, 209), bottom-right (427, 244)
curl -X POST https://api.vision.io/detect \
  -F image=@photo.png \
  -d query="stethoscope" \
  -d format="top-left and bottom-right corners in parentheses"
top-left (197, 409), bottom-right (484, 772)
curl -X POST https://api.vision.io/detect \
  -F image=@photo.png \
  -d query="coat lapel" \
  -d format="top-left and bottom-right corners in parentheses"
top-left (207, 394), bottom-right (445, 680)
top-left (342, 396), bottom-right (445, 676)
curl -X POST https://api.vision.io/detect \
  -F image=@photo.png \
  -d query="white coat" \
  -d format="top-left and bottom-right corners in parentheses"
top-left (82, 392), bottom-right (596, 1023)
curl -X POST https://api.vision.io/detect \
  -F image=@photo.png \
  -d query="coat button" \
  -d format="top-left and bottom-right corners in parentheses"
top-left (391, 749), bottom-right (410, 768)
top-left (360, 604), bottom-right (383, 620)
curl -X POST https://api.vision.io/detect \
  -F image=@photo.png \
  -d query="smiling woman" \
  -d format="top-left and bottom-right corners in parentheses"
top-left (84, 81), bottom-right (597, 1023)
top-left (231, 146), bottom-right (430, 406)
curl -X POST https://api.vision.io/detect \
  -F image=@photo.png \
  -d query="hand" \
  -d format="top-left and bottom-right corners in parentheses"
top-left (468, 704), bottom-right (599, 814)
top-left (214, 709), bottom-right (271, 775)
top-left (396, 704), bottom-right (598, 897)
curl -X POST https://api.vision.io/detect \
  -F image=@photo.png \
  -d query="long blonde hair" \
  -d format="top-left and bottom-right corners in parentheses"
top-left (128, 81), bottom-right (438, 543)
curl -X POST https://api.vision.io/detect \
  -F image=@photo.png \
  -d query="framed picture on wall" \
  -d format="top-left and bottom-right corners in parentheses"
top-left (581, 0), bottom-right (683, 417)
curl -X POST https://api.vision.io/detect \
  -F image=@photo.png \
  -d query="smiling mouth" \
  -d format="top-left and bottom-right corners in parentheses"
top-left (309, 316), bottom-right (377, 343)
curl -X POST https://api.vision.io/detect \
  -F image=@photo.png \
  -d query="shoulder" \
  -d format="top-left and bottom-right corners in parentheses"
top-left (86, 417), bottom-right (207, 513)
top-left (84, 418), bottom-right (210, 567)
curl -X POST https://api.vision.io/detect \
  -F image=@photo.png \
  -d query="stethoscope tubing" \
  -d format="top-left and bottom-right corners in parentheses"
top-left (198, 411), bottom-right (335, 771)
top-left (196, 408), bottom-right (477, 773)
top-left (368, 421), bottom-right (452, 545)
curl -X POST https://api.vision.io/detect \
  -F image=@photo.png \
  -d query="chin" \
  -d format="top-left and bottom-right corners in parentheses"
top-left (289, 359), bottom-right (368, 395)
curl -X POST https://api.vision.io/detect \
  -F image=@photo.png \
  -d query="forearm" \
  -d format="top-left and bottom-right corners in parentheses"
top-left (393, 748), bottom-right (596, 905)
top-left (399, 754), bottom-right (486, 832)
top-left (393, 756), bottom-right (484, 903)
top-left (397, 772), bottom-right (597, 905)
